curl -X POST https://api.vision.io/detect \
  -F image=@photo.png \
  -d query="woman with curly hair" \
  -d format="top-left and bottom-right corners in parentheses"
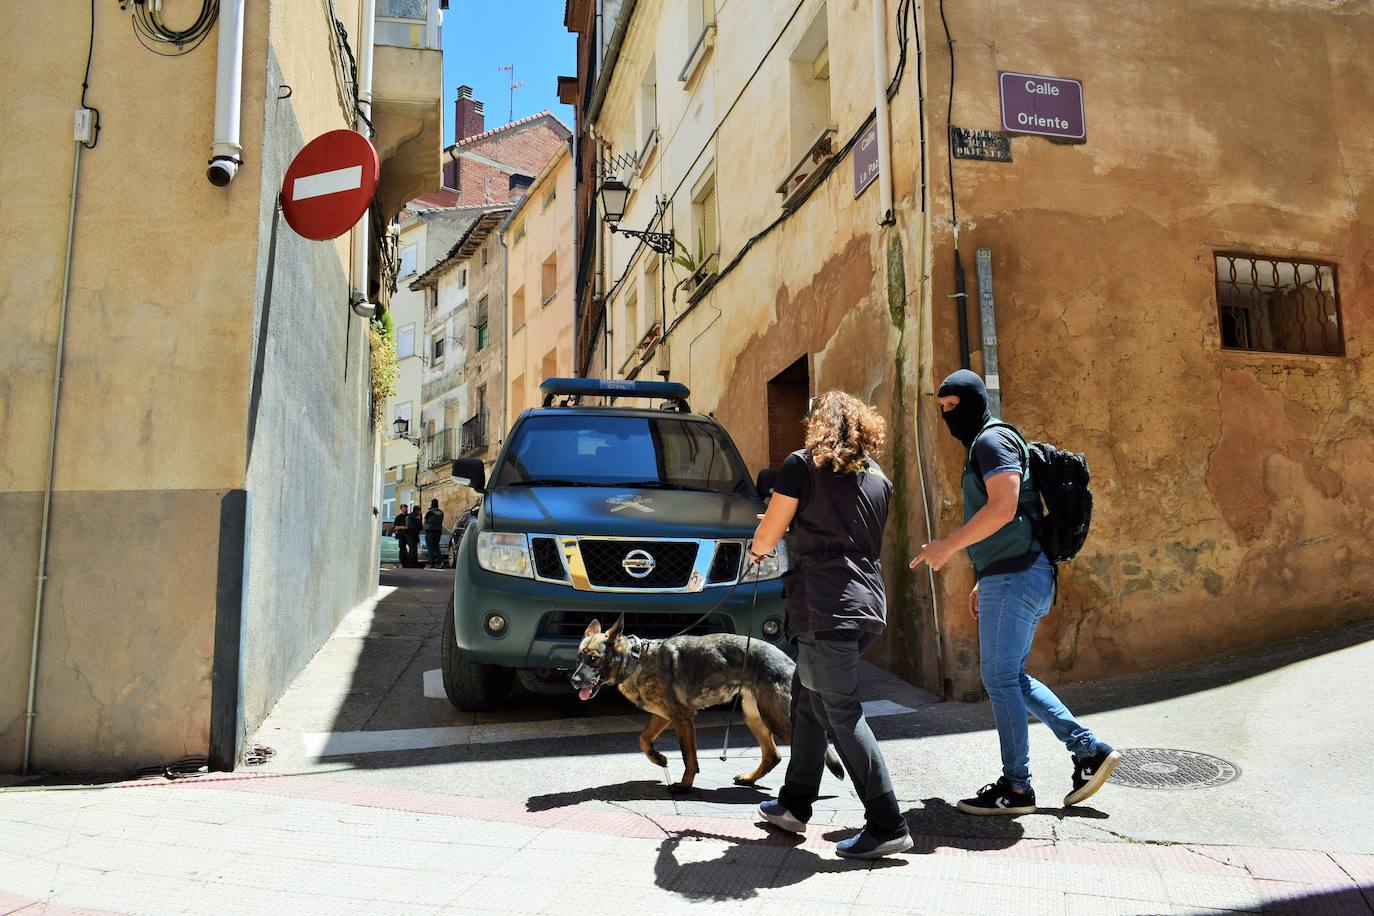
top-left (749, 390), bottom-right (911, 860)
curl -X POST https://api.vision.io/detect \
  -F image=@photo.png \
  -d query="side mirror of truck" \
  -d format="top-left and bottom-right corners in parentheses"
top-left (452, 457), bottom-right (487, 492)
top-left (755, 468), bottom-right (779, 498)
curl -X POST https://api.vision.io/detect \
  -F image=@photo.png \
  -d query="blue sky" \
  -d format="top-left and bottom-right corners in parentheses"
top-left (440, 1), bottom-right (576, 144)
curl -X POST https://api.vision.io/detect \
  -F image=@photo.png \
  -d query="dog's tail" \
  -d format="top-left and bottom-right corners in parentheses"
top-left (824, 748), bottom-right (844, 780)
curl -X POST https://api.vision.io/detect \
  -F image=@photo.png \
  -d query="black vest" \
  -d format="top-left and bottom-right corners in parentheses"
top-left (782, 450), bottom-right (892, 637)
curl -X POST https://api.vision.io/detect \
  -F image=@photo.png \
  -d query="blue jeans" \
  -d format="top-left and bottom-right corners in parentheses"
top-left (978, 555), bottom-right (1099, 789)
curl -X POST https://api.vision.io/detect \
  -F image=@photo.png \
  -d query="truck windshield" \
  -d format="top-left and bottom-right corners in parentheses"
top-left (494, 414), bottom-right (752, 495)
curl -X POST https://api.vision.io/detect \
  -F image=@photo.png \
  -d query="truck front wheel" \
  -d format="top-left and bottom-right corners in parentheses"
top-left (441, 590), bottom-right (514, 711)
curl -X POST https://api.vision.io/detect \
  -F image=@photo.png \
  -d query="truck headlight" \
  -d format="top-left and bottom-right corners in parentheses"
top-left (745, 542), bottom-right (789, 582)
top-left (476, 532), bottom-right (532, 578)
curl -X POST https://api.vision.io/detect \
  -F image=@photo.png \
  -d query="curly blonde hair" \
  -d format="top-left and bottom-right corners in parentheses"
top-left (804, 391), bottom-right (886, 474)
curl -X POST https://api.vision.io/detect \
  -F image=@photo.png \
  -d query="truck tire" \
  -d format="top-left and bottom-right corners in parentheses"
top-left (441, 589), bottom-right (513, 711)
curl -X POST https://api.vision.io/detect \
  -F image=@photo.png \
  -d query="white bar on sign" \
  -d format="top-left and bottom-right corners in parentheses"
top-left (986, 373), bottom-right (1001, 389)
top-left (292, 165), bottom-right (363, 201)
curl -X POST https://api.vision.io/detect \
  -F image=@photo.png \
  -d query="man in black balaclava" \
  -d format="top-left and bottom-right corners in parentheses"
top-left (936, 369), bottom-right (992, 447)
top-left (911, 370), bottom-right (1119, 818)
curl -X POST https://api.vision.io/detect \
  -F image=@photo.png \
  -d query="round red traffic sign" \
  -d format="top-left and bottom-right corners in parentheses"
top-left (280, 129), bottom-right (380, 241)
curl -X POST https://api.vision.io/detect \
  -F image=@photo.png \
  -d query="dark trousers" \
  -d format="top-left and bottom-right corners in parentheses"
top-left (398, 535), bottom-right (415, 567)
top-left (424, 530), bottom-right (441, 566)
top-left (778, 631), bottom-right (907, 839)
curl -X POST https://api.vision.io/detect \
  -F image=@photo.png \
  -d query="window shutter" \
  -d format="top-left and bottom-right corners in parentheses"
top-left (700, 183), bottom-right (718, 255)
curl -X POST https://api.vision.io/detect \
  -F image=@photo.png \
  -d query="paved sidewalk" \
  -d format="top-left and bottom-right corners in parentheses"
top-left (4, 574), bottom-right (1372, 914)
top-left (2, 769), bottom-right (1372, 915)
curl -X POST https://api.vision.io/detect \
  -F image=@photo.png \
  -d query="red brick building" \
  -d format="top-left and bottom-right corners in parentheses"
top-left (441, 85), bottom-right (570, 206)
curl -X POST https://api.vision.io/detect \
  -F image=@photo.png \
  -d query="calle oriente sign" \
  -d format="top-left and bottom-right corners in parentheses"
top-left (998, 71), bottom-right (1085, 141)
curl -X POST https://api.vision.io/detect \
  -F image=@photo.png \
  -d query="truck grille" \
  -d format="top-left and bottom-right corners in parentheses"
top-left (539, 611), bottom-right (733, 640)
top-left (708, 542), bottom-right (743, 583)
top-left (531, 537), bottom-right (567, 580)
top-left (577, 539), bottom-right (698, 589)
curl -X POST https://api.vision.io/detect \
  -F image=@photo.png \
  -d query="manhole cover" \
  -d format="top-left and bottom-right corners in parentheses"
top-left (1113, 748), bottom-right (1239, 789)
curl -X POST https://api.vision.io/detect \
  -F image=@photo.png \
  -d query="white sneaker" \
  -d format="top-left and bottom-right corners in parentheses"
top-left (757, 800), bottom-right (806, 834)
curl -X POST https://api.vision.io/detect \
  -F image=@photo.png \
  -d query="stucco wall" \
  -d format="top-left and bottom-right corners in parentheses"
top-left (918, 0), bottom-right (1374, 695)
top-left (505, 148), bottom-right (575, 423)
top-left (237, 42), bottom-right (380, 739)
top-left (0, 0), bottom-right (386, 772)
top-left (0, 2), bottom-right (270, 771)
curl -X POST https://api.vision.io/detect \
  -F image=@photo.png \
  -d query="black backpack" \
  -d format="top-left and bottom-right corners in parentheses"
top-left (972, 423), bottom-right (1093, 565)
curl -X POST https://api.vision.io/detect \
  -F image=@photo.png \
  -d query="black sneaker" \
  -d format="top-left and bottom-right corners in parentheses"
top-left (1065, 743), bottom-right (1121, 806)
top-left (957, 777), bottom-right (1036, 816)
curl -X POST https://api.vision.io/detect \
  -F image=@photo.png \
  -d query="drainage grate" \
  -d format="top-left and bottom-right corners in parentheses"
top-left (1113, 748), bottom-right (1239, 790)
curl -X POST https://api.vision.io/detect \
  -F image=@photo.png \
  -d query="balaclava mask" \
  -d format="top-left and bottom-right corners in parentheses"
top-left (937, 370), bottom-right (991, 447)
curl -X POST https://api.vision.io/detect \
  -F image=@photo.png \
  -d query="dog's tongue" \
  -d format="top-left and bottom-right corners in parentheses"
top-left (578, 686), bottom-right (594, 701)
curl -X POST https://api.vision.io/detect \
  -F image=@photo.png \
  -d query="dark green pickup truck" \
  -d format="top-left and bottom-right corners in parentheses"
top-left (440, 378), bottom-right (788, 710)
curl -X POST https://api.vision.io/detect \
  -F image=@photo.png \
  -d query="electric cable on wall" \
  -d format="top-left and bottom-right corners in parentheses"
top-left (126, 0), bottom-right (219, 57)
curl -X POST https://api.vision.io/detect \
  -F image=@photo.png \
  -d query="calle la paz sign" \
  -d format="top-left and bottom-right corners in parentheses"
top-left (999, 71), bottom-right (1085, 141)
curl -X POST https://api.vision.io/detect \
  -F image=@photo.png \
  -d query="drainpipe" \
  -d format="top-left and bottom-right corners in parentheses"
top-left (207, 0), bottom-right (246, 186)
top-left (24, 133), bottom-right (86, 773)
top-left (351, 0), bottom-right (377, 304)
top-left (870, 0), bottom-right (894, 224)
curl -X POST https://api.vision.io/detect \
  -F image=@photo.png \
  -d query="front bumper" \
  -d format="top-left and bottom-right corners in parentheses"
top-left (451, 538), bottom-right (787, 669)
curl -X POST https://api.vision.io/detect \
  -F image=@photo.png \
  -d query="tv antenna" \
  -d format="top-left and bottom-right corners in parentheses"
top-left (497, 64), bottom-right (522, 123)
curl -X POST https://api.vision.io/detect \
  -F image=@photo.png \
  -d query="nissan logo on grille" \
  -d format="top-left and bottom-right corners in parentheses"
top-left (621, 549), bottom-right (656, 579)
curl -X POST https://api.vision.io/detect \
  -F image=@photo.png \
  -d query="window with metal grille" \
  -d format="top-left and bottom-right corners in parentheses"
top-left (1214, 254), bottom-right (1343, 356)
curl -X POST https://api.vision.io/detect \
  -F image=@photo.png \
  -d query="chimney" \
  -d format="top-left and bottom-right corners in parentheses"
top-left (455, 85), bottom-right (486, 142)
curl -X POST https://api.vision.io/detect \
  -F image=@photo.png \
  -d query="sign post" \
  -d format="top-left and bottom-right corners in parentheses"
top-left (999, 72), bottom-right (1086, 142)
top-left (280, 129), bottom-right (381, 241)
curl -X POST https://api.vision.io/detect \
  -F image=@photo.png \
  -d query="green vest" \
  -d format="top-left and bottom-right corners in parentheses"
top-left (962, 420), bottom-right (1042, 576)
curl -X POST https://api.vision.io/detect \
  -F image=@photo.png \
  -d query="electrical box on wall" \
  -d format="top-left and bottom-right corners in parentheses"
top-left (73, 108), bottom-right (95, 144)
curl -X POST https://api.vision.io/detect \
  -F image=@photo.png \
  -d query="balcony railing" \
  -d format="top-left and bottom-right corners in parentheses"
top-left (425, 428), bottom-right (460, 470)
top-left (461, 414), bottom-right (488, 457)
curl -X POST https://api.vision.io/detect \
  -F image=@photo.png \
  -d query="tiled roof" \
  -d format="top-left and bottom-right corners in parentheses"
top-left (449, 110), bottom-right (571, 150)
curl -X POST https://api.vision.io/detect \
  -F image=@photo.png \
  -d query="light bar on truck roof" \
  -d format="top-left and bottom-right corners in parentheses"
top-left (539, 377), bottom-right (692, 409)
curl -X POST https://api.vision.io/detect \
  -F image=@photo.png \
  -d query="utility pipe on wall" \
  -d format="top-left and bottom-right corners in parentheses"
top-left (870, 0), bottom-right (895, 224)
top-left (207, 0), bottom-right (246, 186)
top-left (351, 0), bottom-right (377, 306)
top-left (24, 136), bottom-right (85, 773)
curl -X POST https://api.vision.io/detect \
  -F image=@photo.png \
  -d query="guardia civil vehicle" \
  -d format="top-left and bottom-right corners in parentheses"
top-left (441, 378), bottom-right (788, 710)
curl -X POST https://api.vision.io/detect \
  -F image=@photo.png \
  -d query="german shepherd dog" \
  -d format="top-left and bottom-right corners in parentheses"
top-left (571, 616), bottom-right (844, 793)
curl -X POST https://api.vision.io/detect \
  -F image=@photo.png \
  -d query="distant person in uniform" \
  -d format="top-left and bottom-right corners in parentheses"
top-left (911, 369), bottom-right (1118, 816)
top-left (405, 501), bottom-right (423, 568)
top-left (423, 499), bottom-right (445, 569)
top-left (393, 505), bottom-right (414, 568)
top-left (751, 391), bottom-right (912, 860)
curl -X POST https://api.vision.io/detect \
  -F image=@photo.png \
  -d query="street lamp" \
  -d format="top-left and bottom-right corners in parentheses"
top-left (392, 416), bottom-right (420, 446)
top-left (599, 179), bottom-right (675, 256)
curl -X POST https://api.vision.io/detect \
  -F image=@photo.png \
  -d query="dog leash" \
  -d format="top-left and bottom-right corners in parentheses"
top-left (719, 572), bottom-right (763, 761)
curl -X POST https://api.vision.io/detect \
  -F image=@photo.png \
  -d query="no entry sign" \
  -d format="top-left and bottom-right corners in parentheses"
top-left (999, 72), bottom-right (1085, 141)
top-left (281, 129), bottom-right (380, 241)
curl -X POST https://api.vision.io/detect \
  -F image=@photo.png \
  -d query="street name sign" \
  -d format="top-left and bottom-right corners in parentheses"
top-left (999, 71), bottom-right (1085, 141)
top-left (853, 120), bottom-right (880, 198)
top-left (951, 127), bottom-right (1013, 162)
top-left (281, 129), bottom-right (380, 241)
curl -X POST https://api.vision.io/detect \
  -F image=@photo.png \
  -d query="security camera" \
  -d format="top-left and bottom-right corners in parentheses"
top-left (350, 293), bottom-right (377, 319)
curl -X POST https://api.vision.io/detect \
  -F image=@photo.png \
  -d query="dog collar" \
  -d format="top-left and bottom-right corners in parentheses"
top-left (619, 635), bottom-right (649, 679)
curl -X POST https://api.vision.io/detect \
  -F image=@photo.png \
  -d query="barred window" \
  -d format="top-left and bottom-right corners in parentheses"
top-left (1214, 254), bottom-right (1343, 356)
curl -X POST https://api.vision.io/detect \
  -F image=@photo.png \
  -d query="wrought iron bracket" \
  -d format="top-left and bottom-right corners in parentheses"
top-left (610, 225), bottom-right (675, 255)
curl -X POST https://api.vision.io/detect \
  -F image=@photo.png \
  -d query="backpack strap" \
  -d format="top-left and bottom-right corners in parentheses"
top-left (966, 421), bottom-right (1029, 494)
